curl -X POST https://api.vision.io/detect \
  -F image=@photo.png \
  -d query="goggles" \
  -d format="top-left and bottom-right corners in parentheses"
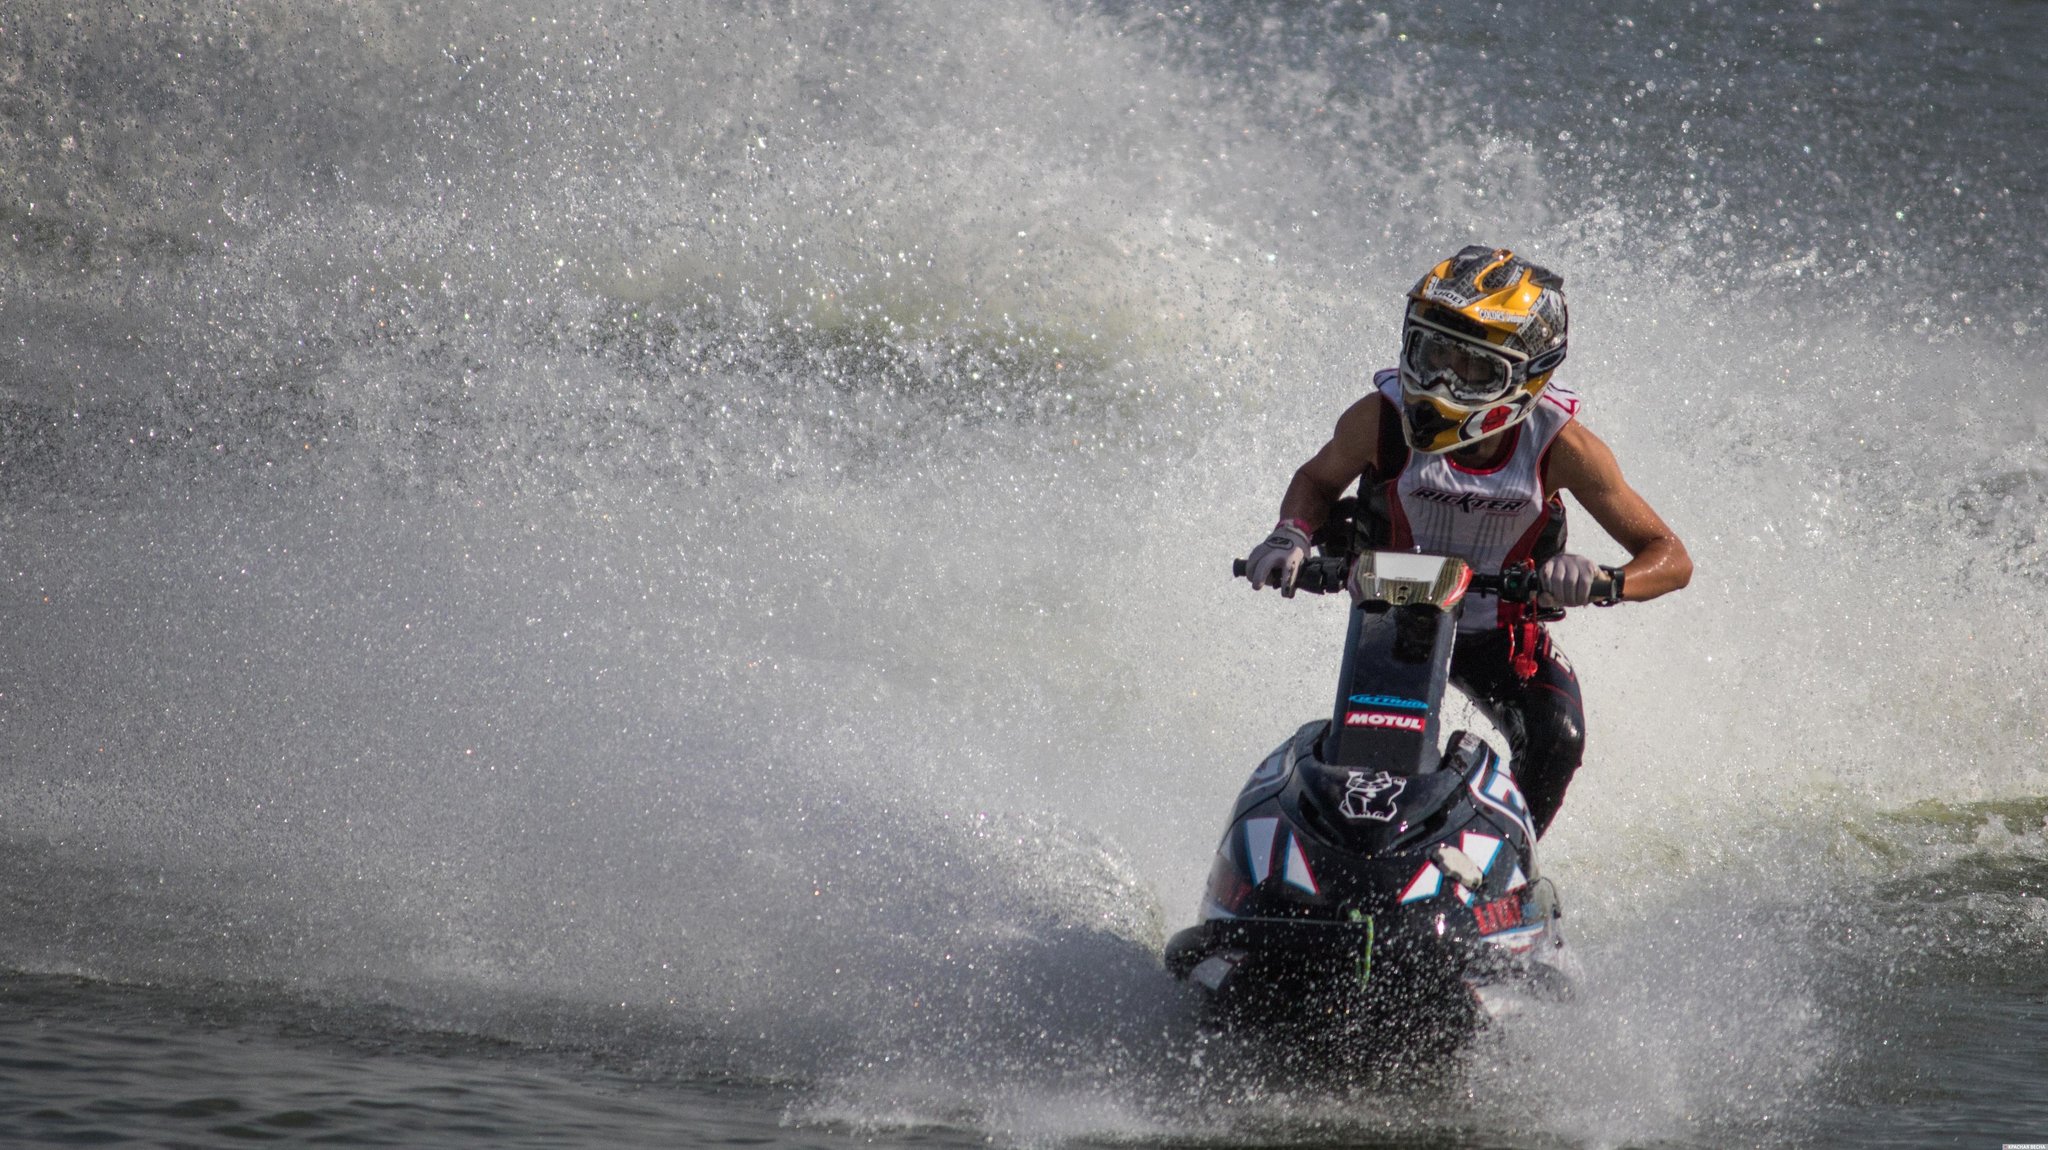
top-left (1399, 322), bottom-right (1523, 406)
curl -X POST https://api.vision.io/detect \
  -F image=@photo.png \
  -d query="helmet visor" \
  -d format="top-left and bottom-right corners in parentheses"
top-left (1401, 327), bottom-right (1516, 405)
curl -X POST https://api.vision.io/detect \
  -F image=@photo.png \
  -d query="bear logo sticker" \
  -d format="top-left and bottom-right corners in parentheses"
top-left (1340, 770), bottom-right (1406, 822)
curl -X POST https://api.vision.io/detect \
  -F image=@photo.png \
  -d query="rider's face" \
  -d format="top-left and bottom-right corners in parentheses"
top-left (1422, 339), bottom-right (1502, 389)
top-left (1403, 327), bottom-right (1515, 404)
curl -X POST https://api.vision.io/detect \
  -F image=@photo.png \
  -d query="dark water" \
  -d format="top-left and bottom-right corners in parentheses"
top-left (0, 974), bottom-right (798, 1149)
top-left (4, 1), bottom-right (2047, 1146)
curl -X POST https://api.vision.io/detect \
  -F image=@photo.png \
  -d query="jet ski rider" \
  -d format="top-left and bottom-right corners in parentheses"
top-left (1245, 246), bottom-right (1692, 837)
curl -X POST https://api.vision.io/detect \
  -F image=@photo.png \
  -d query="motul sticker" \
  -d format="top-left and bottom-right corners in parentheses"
top-left (1345, 710), bottom-right (1426, 732)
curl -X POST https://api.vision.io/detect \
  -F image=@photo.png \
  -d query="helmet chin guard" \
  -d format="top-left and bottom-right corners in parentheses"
top-left (1398, 245), bottom-right (1568, 454)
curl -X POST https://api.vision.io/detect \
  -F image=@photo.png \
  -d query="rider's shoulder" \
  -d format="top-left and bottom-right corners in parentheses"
top-left (1539, 376), bottom-right (1583, 418)
top-left (1547, 417), bottom-right (1625, 483)
top-left (1331, 389), bottom-right (1394, 454)
top-left (1357, 370), bottom-right (1401, 421)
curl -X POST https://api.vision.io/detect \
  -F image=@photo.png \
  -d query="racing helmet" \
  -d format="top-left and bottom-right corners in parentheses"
top-left (1397, 245), bottom-right (1569, 454)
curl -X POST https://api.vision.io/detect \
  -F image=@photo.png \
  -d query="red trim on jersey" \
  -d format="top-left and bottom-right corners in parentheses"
top-left (1488, 495), bottom-right (1561, 635)
top-left (1446, 424), bottom-right (1522, 476)
top-left (1500, 499), bottom-right (1558, 575)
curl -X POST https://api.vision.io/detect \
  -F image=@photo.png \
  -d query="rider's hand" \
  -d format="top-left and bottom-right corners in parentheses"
top-left (1535, 553), bottom-right (1600, 608)
top-left (1245, 520), bottom-right (1311, 591)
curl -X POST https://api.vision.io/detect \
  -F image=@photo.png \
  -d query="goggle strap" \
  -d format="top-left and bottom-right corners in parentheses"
top-left (1404, 311), bottom-right (1531, 365)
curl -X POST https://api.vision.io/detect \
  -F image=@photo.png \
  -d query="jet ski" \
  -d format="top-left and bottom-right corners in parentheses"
top-left (1165, 543), bottom-right (1598, 1062)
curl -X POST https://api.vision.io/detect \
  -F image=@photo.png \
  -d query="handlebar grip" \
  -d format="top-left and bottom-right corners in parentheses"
top-left (1294, 557), bottom-right (1350, 594)
top-left (1233, 555), bottom-right (1348, 595)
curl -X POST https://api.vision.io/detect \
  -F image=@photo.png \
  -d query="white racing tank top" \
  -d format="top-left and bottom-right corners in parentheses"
top-left (1371, 368), bottom-right (1582, 632)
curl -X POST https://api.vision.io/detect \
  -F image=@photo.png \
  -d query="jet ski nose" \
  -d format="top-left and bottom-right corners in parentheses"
top-left (1289, 752), bottom-right (1469, 856)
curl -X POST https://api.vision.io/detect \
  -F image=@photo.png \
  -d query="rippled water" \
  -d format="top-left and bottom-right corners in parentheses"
top-left (0, 974), bottom-right (804, 1147)
top-left (3, 0), bottom-right (2045, 1146)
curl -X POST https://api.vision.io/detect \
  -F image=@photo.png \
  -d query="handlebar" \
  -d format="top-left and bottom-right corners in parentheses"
top-left (1232, 556), bottom-right (1350, 596)
top-left (1231, 556), bottom-right (1617, 604)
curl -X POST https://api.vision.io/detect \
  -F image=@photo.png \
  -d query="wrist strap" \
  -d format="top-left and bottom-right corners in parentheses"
top-left (1595, 565), bottom-right (1626, 606)
top-left (1277, 517), bottom-right (1313, 540)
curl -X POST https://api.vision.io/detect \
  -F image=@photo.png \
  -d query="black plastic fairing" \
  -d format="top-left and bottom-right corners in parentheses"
top-left (1229, 722), bottom-right (1320, 823)
top-left (1323, 602), bottom-right (1456, 772)
top-left (1287, 759), bottom-right (1468, 856)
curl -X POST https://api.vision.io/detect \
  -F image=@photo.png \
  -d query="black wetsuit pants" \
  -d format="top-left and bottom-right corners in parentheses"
top-left (1449, 625), bottom-right (1585, 838)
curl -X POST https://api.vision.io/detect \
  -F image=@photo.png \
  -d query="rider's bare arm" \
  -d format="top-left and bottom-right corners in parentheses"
top-left (1276, 395), bottom-right (1386, 532)
top-left (1545, 422), bottom-right (1693, 601)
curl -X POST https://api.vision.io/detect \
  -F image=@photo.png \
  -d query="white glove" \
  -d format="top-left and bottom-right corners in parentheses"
top-left (1535, 552), bottom-right (1599, 608)
top-left (1245, 521), bottom-right (1311, 591)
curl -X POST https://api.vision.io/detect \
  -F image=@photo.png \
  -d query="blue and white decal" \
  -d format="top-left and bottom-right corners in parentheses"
top-left (1466, 754), bottom-right (1536, 842)
top-left (1459, 831), bottom-right (1503, 876)
top-left (1399, 862), bottom-right (1442, 903)
top-left (1348, 693), bottom-right (1430, 711)
top-left (1479, 922), bottom-right (1546, 953)
top-left (1243, 817), bottom-right (1279, 885)
top-left (1282, 836), bottom-right (1318, 895)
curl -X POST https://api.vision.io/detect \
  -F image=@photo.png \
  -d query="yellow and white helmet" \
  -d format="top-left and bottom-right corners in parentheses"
top-left (1397, 245), bottom-right (1569, 454)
